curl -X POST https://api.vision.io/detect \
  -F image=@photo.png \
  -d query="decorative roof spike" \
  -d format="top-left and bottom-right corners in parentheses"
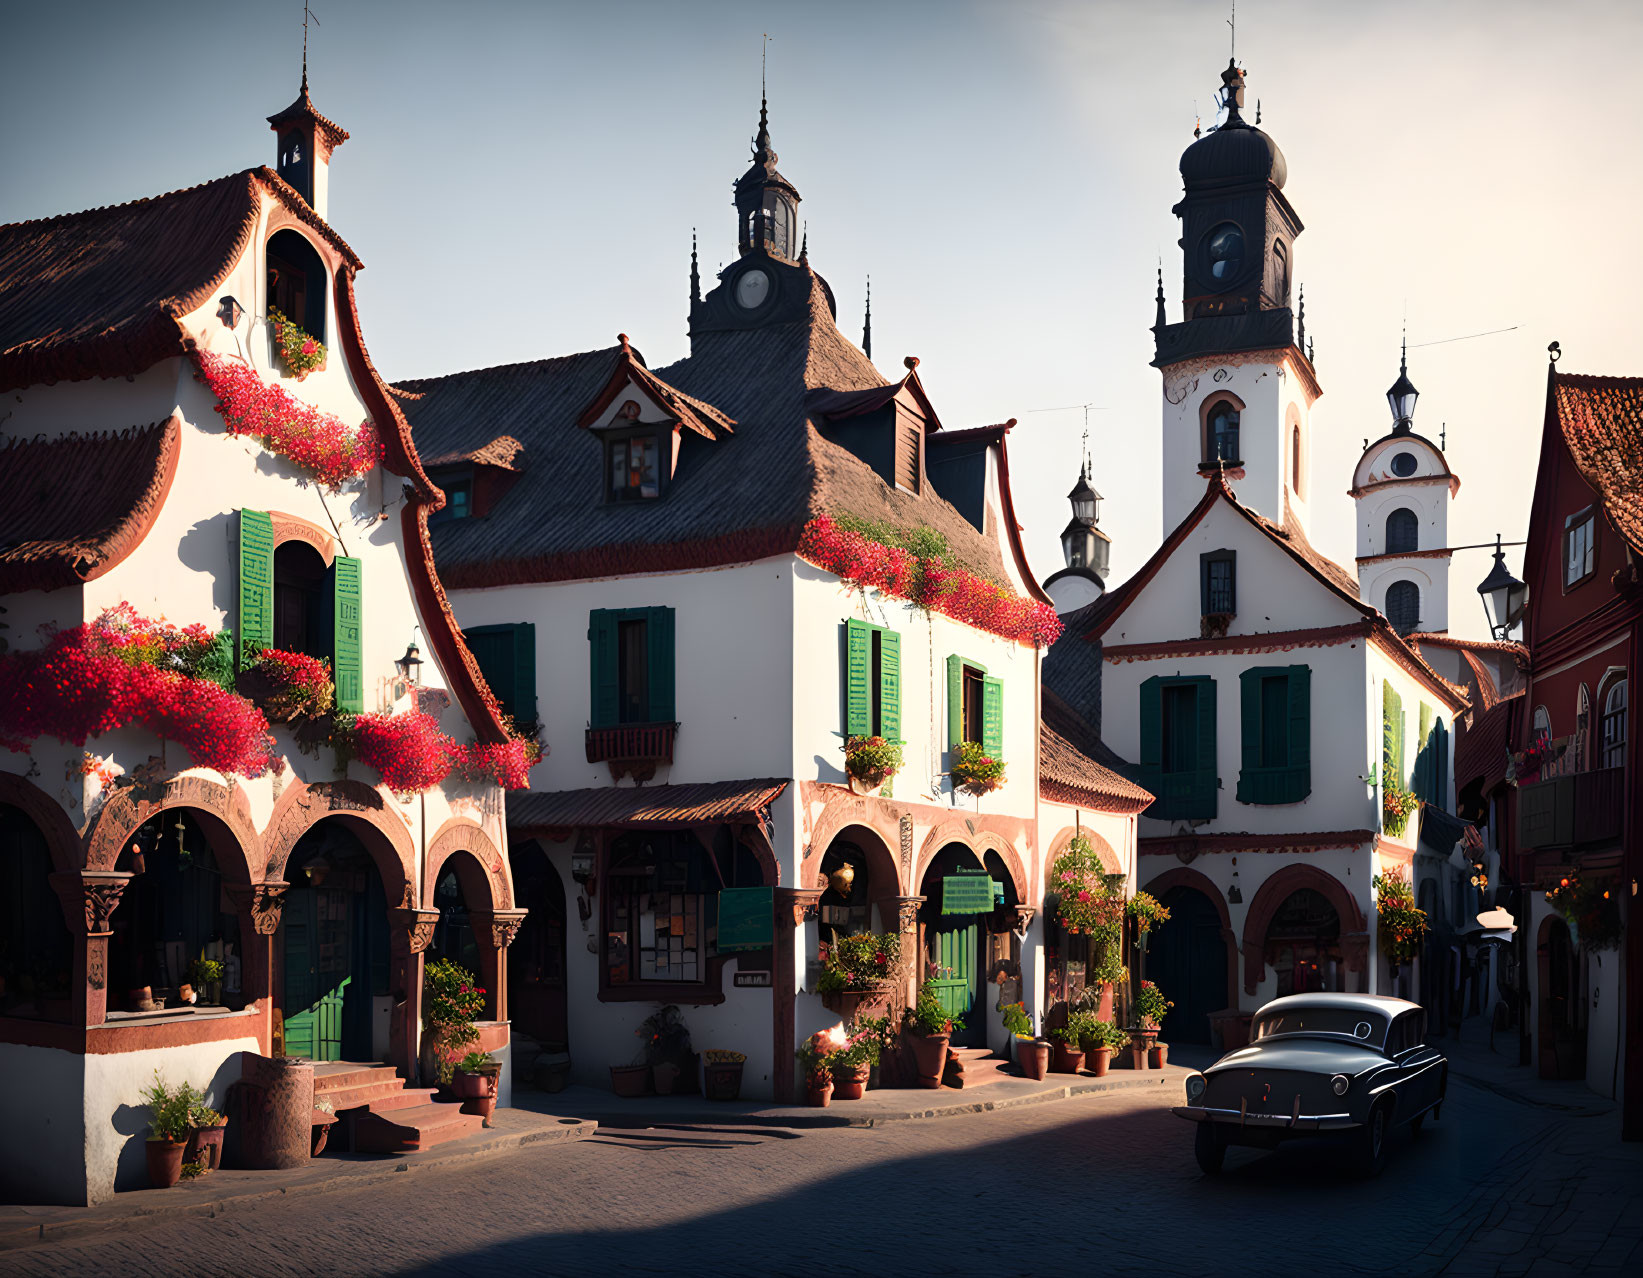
top-left (1153, 262), bottom-right (1167, 331)
top-left (799, 224), bottom-right (808, 265)
top-left (863, 276), bottom-right (872, 360)
top-left (1297, 283), bottom-right (1306, 348)
top-left (689, 228), bottom-right (700, 307)
top-left (1220, 58), bottom-right (1247, 126)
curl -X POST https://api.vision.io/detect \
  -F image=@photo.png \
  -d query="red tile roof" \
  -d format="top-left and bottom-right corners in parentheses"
top-left (1455, 692), bottom-right (1523, 796)
top-left (0, 417), bottom-right (181, 594)
top-left (1551, 371), bottom-right (1643, 553)
top-left (1039, 722), bottom-right (1153, 813)
top-left (508, 779), bottom-right (789, 832)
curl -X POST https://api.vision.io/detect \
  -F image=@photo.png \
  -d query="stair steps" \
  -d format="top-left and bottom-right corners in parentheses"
top-left (353, 1101), bottom-right (486, 1153)
top-left (946, 1046), bottom-right (1012, 1089)
top-left (311, 1061), bottom-right (485, 1154)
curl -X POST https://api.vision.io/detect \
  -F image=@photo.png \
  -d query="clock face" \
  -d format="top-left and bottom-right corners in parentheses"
top-left (736, 268), bottom-right (771, 310)
top-left (1204, 222), bottom-right (1245, 285)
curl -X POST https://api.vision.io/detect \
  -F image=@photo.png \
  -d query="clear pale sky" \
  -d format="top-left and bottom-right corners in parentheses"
top-left (4, 1), bottom-right (1639, 637)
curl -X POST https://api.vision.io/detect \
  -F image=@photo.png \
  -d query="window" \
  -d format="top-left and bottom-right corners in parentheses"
top-left (1291, 421), bottom-right (1304, 498)
top-left (1564, 508), bottom-right (1595, 587)
top-left (1385, 580), bottom-right (1420, 635)
top-left (274, 541), bottom-right (331, 660)
top-left (1204, 222), bottom-right (1244, 282)
top-left (946, 655), bottom-right (1002, 754)
top-left (1385, 508), bottom-right (1419, 555)
top-left (1139, 675), bottom-right (1218, 819)
top-left (844, 620), bottom-right (901, 741)
top-left (265, 229), bottom-right (326, 345)
top-left (239, 512), bottom-right (363, 711)
top-left (1532, 704), bottom-right (1551, 743)
top-left (1237, 666), bottom-right (1312, 804)
top-left (1390, 452), bottom-right (1418, 478)
top-left (1273, 239), bottom-right (1289, 302)
top-left (1602, 679), bottom-right (1627, 769)
top-left (277, 130), bottom-right (312, 204)
top-left (432, 477), bottom-right (472, 523)
top-left (1205, 403), bottom-right (1241, 465)
top-left (1201, 550), bottom-right (1236, 616)
top-left (608, 435), bottom-right (661, 501)
top-left (589, 607), bottom-right (675, 728)
top-left (464, 623), bottom-right (537, 731)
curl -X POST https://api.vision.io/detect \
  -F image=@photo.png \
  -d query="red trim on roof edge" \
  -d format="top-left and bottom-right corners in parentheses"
top-left (1103, 621), bottom-right (1372, 662)
top-left (991, 423), bottom-right (1054, 606)
top-left (1039, 777), bottom-right (1153, 815)
top-left (575, 344), bottom-right (735, 439)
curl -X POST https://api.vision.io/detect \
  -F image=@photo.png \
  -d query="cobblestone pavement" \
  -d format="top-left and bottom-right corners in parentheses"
top-left (5, 1041), bottom-right (1640, 1278)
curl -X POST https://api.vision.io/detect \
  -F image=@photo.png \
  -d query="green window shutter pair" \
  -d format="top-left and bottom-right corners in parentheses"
top-left (589, 607), bottom-right (674, 728)
top-left (1236, 665), bottom-right (1312, 805)
top-left (943, 653), bottom-right (1002, 757)
top-left (844, 619), bottom-right (902, 741)
top-left (466, 624), bottom-right (537, 726)
top-left (1139, 675), bottom-right (1217, 819)
top-left (238, 509), bottom-right (362, 712)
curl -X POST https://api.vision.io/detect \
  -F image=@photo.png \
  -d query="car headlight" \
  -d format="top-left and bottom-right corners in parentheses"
top-left (1331, 1074), bottom-right (1350, 1096)
top-left (1185, 1075), bottom-right (1207, 1103)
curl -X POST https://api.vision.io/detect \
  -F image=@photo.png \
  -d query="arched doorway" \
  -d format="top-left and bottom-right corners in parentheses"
top-left (1265, 889), bottom-right (1343, 996)
top-left (508, 841), bottom-right (567, 1052)
top-left (815, 824), bottom-right (899, 942)
top-left (0, 804), bottom-right (73, 1021)
top-left (1538, 915), bottom-right (1586, 1079)
top-left (1149, 886), bottom-right (1228, 1045)
top-left (917, 843), bottom-right (994, 1048)
top-left (279, 821), bottom-right (391, 1061)
top-left (109, 810), bottom-right (245, 1013)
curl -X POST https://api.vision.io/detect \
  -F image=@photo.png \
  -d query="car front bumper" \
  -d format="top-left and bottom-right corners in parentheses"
top-left (1172, 1104), bottom-right (1359, 1132)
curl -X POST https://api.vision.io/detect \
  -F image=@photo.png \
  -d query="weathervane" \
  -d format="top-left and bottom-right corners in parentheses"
top-left (302, 2), bottom-right (320, 82)
top-left (1228, 1), bottom-right (1236, 59)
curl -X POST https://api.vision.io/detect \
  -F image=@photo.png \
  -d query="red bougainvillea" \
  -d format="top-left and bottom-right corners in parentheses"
top-left (193, 349), bottom-right (382, 488)
top-left (0, 605), bottom-right (274, 776)
top-left (452, 737), bottom-right (543, 791)
top-left (798, 517), bottom-right (1062, 647)
top-left (253, 649), bottom-right (335, 719)
top-left (348, 709), bottom-right (541, 792)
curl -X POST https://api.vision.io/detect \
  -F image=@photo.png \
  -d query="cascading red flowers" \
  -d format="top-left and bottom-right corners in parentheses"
top-left (193, 349), bottom-right (383, 488)
top-left (452, 737), bottom-right (543, 791)
top-left (798, 517), bottom-right (1062, 647)
top-left (253, 648), bottom-right (335, 719)
top-left (0, 605), bottom-right (274, 776)
top-left (347, 709), bottom-right (541, 792)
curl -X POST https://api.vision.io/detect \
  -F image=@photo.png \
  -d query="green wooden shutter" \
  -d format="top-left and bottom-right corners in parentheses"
top-left (646, 607), bottom-right (675, 722)
top-left (1194, 676), bottom-right (1218, 818)
top-left (512, 623), bottom-right (537, 725)
top-left (1238, 669), bottom-right (1261, 802)
top-left (1139, 676), bottom-right (1163, 805)
top-left (1287, 664), bottom-right (1312, 802)
top-left (947, 654), bottom-right (965, 748)
top-left (846, 620), bottom-right (873, 737)
top-left (589, 610), bottom-right (620, 728)
top-left (982, 676), bottom-right (1004, 759)
top-left (332, 556), bottom-right (363, 713)
top-left (237, 509), bottom-right (274, 669)
top-left (463, 626), bottom-right (515, 716)
top-left (879, 629), bottom-right (901, 741)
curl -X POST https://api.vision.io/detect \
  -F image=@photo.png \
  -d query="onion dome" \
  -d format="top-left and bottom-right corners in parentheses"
top-left (1179, 60), bottom-right (1286, 189)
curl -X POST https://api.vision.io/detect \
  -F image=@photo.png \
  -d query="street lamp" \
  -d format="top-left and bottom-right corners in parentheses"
top-left (1068, 471), bottom-right (1100, 524)
top-left (1477, 535), bottom-right (1527, 640)
top-left (1386, 340), bottom-right (1419, 434)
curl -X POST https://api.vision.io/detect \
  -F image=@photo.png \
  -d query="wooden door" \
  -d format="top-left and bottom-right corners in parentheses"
top-left (281, 888), bottom-right (352, 1061)
top-left (1150, 888), bottom-right (1227, 1045)
top-left (931, 920), bottom-right (978, 1030)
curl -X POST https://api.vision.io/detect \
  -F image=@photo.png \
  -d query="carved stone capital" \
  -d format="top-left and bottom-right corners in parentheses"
top-left (775, 887), bottom-right (825, 926)
top-left (225, 881), bottom-right (292, 936)
top-left (49, 871), bottom-right (135, 934)
top-left (882, 895), bottom-right (927, 933)
top-left (470, 908), bottom-right (529, 950)
top-left (1010, 905), bottom-right (1037, 938)
top-left (391, 907), bottom-right (442, 954)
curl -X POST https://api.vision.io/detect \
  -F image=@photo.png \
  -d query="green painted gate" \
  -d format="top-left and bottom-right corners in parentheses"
top-left (282, 888), bottom-right (352, 1061)
top-left (930, 919), bottom-right (978, 1023)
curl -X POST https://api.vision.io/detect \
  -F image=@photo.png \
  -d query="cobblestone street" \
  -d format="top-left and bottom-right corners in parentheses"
top-left (5, 1034), bottom-right (1640, 1278)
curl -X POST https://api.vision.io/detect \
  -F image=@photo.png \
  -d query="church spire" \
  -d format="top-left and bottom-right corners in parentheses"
top-left (862, 276), bottom-right (872, 359)
top-left (689, 228), bottom-right (700, 307)
top-left (1153, 263), bottom-right (1167, 331)
top-left (733, 85), bottom-right (801, 260)
top-left (267, 12), bottom-right (348, 218)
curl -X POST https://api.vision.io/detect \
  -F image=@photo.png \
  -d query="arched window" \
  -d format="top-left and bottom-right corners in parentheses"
top-left (274, 541), bottom-right (331, 660)
top-left (1385, 581), bottom-right (1420, 635)
top-left (1576, 685), bottom-right (1592, 769)
top-left (1273, 239), bottom-right (1289, 303)
top-left (1602, 679), bottom-right (1627, 769)
top-left (1532, 705), bottom-right (1551, 742)
top-left (265, 228), bottom-right (326, 345)
top-left (1204, 402), bottom-right (1241, 465)
top-left (1385, 508), bottom-right (1419, 555)
top-left (1291, 421), bottom-right (1304, 498)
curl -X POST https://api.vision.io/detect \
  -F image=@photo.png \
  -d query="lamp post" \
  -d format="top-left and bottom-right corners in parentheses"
top-left (1477, 535), bottom-right (1528, 640)
top-left (1387, 340), bottom-right (1419, 434)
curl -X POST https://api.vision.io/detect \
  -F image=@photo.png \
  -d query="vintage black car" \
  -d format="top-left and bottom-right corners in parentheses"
top-left (1173, 993), bottom-right (1447, 1176)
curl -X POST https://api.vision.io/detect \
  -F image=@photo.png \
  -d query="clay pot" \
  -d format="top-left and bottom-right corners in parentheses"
top-left (1148, 1042), bottom-right (1169, 1069)
top-left (1016, 1037), bottom-right (1051, 1081)
top-left (908, 1032), bottom-right (950, 1089)
top-left (831, 1061), bottom-right (870, 1101)
top-left (609, 1065), bottom-right (650, 1098)
top-left (146, 1137), bottom-right (187, 1189)
top-left (460, 1094), bottom-right (499, 1126)
top-left (1052, 1041), bottom-right (1085, 1074)
top-left (452, 1068), bottom-right (499, 1101)
top-left (820, 983), bottom-right (894, 1020)
top-left (703, 1061), bottom-right (744, 1101)
top-left (1094, 982), bottom-right (1115, 1023)
top-left (653, 1062), bottom-right (681, 1095)
top-left (806, 1075), bottom-right (834, 1108)
top-left (185, 1123), bottom-right (227, 1171)
top-left (1086, 1046), bottom-right (1113, 1078)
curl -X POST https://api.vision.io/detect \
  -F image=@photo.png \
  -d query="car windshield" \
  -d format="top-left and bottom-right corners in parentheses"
top-left (1252, 1008), bottom-right (1387, 1048)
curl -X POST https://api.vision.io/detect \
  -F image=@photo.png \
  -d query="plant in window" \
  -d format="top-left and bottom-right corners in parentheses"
top-left (1545, 874), bottom-right (1623, 951)
top-left (1372, 867), bottom-right (1427, 966)
top-left (950, 740), bottom-right (1006, 796)
top-left (1382, 777), bottom-right (1418, 837)
top-left (1126, 891), bottom-right (1172, 934)
top-left (816, 931), bottom-right (902, 994)
top-left (249, 648), bottom-right (335, 721)
top-left (268, 306), bottom-right (326, 380)
top-left (423, 957), bottom-right (486, 1084)
top-left (1134, 980), bottom-right (1173, 1030)
top-left (842, 734), bottom-right (903, 788)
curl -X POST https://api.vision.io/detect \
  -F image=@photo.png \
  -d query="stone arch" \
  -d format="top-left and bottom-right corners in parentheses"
top-left (1199, 390), bottom-right (1246, 466)
top-left (915, 820), bottom-right (1028, 904)
top-left (425, 819), bottom-right (511, 911)
top-left (812, 821), bottom-right (901, 919)
top-left (1241, 863), bottom-right (1366, 995)
top-left (262, 777), bottom-right (417, 907)
top-left (0, 770), bottom-right (80, 874)
top-left (1044, 825), bottom-right (1122, 876)
top-left (1145, 865), bottom-right (1239, 1013)
top-left (801, 794), bottom-right (904, 894)
top-left (83, 772), bottom-right (260, 883)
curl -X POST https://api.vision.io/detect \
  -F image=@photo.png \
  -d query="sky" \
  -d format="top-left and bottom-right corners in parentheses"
top-left (4, 0), bottom-right (1640, 638)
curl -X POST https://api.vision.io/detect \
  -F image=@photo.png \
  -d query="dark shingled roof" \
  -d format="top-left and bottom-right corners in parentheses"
top-left (1552, 371), bottom-right (1643, 553)
top-left (399, 274), bottom-right (1013, 589)
top-left (0, 417), bottom-right (181, 594)
top-left (1455, 692), bottom-right (1523, 797)
top-left (509, 778), bottom-right (789, 831)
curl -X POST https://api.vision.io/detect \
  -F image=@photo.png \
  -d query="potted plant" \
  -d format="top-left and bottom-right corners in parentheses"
top-left (609, 1052), bottom-right (651, 1098)
top-left (1134, 980), bottom-right (1173, 1067)
top-left (141, 1073), bottom-right (201, 1189)
top-left (817, 931), bottom-right (901, 1019)
top-left (844, 734), bottom-right (903, 793)
top-left (1055, 1011), bottom-right (1102, 1073)
top-left (797, 1025), bottom-right (849, 1107)
top-left (269, 305), bottom-right (326, 379)
top-left (701, 1050), bottom-right (746, 1101)
top-left (185, 1101), bottom-right (227, 1172)
top-left (422, 957), bottom-right (486, 1086)
top-left (1002, 999), bottom-right (1032, 1053)
top-left (453, 1050), bottom-right (502, 1125)
top-left (950, 740), bottom-right (1006, 797)
top-left (853, 1014), bottom-right (896, 1090)
top-left (189, 955), bottom-right (225, 1007)
top-left (638, 1005), bottom-right (696, 1095)
top-left (904, 980), bottom-right (960, 1088)
top-left (1079, 1019), bottom-right (1127, 1077)
top-left (829, 1028), bottom-right (883, 1101)
top-left (1375, 867), bottom-right (1430, 965)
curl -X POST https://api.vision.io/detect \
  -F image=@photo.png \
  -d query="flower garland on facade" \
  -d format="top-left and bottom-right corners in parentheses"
top-left (950, 740), bottom-right (1006, 795)
top-left (345, 708), bottom-right (542, 793)
top-left (798, 517), bottom-right (1063, 647)
top-left (1546, 874), bottom-right (1623, 951)
top-left (1050, 836), bottom-right (1126, 938)
top-left (0, 605), bottom-right (273, 776)
top-left (252, 649), bottom-right (335, 720)
top-left (452, 736), bottom-right (543, 791)
top-left (268, 307), bottom-right (326, 380)
top-left (193, 349), bottom-right (383, 488)
top-left (1373, 866), bottom-right (1428, 966)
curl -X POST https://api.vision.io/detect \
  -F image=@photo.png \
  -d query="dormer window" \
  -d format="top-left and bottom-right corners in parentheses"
top-left (431, 472), bottom-right (473, 524)
top-left (608, 434), bottom-right (661, 502)
top-left (266, 228), bottom-right (326, 346)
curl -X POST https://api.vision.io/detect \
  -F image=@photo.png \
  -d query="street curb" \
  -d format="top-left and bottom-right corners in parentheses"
top-left (0, 1113), bottom-right (597, 1253)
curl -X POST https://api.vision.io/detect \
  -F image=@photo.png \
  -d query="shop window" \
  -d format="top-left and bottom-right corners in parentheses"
top-left (946, 655), bottom-right (1002, 753)
top-left (1385, 508), bottom-right (1419, 555)
top-left (1564, 507), bottom-right (1595, 588)
top-left (1139, 675), bottom-right (1218, 820)
top-left (465, 623), bottom-right (538, 732)
top-left (1237, 666), bottom-right (1311, 805)
top-left (0, 805), bottom-right (74, 1022)
top-left (608, 434), bottom-right (661, 501)
top-left (844, 619), bottom-right (901, 740)
top-left (589, 607), bottom-right (675, 728)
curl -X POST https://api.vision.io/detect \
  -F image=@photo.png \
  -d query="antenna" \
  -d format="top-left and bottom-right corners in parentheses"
top-left (302, 2), bottom-right (321, 85)
top-left (1228, 1), bottom-right (1236, 59)
top-left (762, 32), bottom-right (770, 98)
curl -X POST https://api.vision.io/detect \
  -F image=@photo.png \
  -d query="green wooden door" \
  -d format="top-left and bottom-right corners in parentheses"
top-left (931, 920), bottom-right (978, 1022)
top-left (282, 888), bottom-right (352, 1061)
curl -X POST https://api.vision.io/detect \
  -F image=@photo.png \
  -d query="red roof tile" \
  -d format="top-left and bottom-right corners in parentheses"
top-left (1039, 722), bottom-right (1152, 813)
top-left (1551, 371), bottom-right (1643, 553)
top-left (508, 779), bottom-right (790, 831)
top-left (1455, 692), bottom-right (1523, 796)
top-left (0, 417), bottom-right (181, 594)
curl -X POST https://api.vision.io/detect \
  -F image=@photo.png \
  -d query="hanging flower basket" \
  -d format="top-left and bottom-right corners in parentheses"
top-left (1373, 866), bottom-right (1428, 965)
top-left (951, 740), bottom-right (1006, 796)
top-left (843, 735), bottom-right (902, 790)
top-left (268, 306), bottom-right (326, 380)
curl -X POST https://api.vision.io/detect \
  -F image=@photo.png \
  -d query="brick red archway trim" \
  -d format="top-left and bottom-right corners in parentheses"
top-left (0, 770), bottom-right (81, 874)
top-left (262, 777), bottom-right (418, 908)
top-left (915, 820), bottom-right (1029, 905)
top-left (1046, 825), bottom-right (1122, 875)
top-left (1241, 864), bottom-right (1367, 996)
top-left (424, 819), bottom-right (510, 911)
top-left (1144, 866), bottom-right (1239, 1013)
top-left (801, 794), bottom-right (904, 895)
top-left (83, 773), bottom-right (260, 883)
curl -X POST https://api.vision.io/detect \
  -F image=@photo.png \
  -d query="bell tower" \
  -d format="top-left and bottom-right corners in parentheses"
top-left (266, 61), bottom-right (348, 220)
top-left (1154, 60), bottom-right (1320, 535)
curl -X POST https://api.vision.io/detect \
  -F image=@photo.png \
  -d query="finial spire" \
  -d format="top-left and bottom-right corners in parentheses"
top-left (863, 276), bottom-right (872, 360)
top-left (1297, 283), bottom-right (1306, 349)
top-left (1153, 261), bottom-right (1167, 331)
top-left (690, 228), bottom-right (700, 307)
top-left (800, 223), bottom-right (808, 265)
top-left (301, 1), bottom-right (320, 93)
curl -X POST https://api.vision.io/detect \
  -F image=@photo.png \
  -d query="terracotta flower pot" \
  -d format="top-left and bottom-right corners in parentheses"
top-left (609, 1065), bottom-right (651, 1098)
top-left (908, 1032), bottom-right (950, 1089)
top-left (1016, 1037), bottom-right (1051, 1081)
top-left (821, 982), bottom-right (894, 1020)
top-left (146, 1137), bottom-right (187, 1189)
top-left (653, 1062), bottom-right (681, 1095)
top-left (703, 1061), bottom-right (744, 1101)
top-left (460, 1094), bottom-right (499, 1126)
top-left (1052, 1042), bottom-right (1085, 1074)
top-left (185, 1123), bottom-right (227, 1171)
top-left (831, 1061), bottom-right (870, 1101)
top-left (1085, 1046), bottom-right (1113, 1078)
top-left (452, 1069), bottom-right (498, 1101)
top-left (1148, 1042), bottom-right (1169, 1069)
top-left (1094, 982), bottom-right (1114, 1023)
top-left (806, 1075), bottom-right (834, 1107)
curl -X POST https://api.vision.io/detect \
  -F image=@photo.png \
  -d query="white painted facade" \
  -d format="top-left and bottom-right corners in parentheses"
top-left (1352, 431), bottom-right (1458, 633)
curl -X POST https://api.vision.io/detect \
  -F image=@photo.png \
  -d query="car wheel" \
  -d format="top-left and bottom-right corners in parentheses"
top-left (1194, 1122), bottom-right (1226, 1175)
top-left (1356, 1103), bottom-right (1391, 1178)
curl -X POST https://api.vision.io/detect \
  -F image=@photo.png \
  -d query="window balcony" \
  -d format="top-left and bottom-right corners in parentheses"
top-left (1517, 765), bottom-right (1624, 852)
top-left (586, 722), bottom-right (678, 782)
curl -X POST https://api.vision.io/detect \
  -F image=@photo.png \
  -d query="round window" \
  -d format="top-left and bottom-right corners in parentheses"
top-left (1204, 222), bottom-right (1244, 284)
top-left (1390, 452), bottom-right (1418, 477)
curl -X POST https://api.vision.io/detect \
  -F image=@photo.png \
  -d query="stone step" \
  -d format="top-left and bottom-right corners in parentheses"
top-left (353, 1101), bottom-right (486, 1154)
top-left (318, 1079), bottom-right (438, 1113)
top-left (312, 1062), bottom-right (401, 1094)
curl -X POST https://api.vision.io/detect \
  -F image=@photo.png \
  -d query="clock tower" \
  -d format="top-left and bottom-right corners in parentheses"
top-left (1154, 60), bottom-right (1321, 537)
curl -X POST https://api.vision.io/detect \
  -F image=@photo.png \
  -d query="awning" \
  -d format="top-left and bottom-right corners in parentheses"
top-left (1417, 803), bottom-right (1476, 856)
top-left (508, 779), bottom-right (788, 833)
